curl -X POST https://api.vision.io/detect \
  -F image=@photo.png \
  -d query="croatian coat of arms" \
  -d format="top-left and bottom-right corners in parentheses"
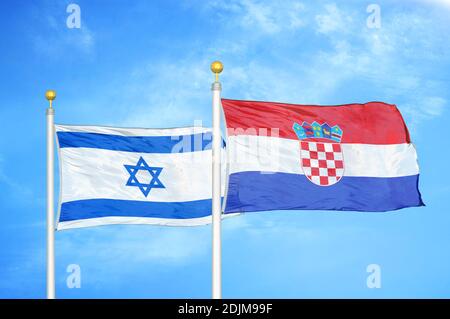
top-left (293, 121), bottom-right (344, 186)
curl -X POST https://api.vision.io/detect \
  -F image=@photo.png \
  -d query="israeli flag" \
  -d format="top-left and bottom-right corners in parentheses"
top-left (55, 125), bottom-right (225, 230)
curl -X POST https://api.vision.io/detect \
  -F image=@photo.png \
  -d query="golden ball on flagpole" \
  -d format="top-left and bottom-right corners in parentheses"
top-left (211, 61), bottom-right (223, 82)
top-left (211, 61), bottom-right (223, 74)
top-left (45, 90), bottom-right (57, 101)
top-left (45, 90), bottom-right (56, 108)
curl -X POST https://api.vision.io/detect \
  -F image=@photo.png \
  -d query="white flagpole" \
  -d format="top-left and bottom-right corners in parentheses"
top-left (45, 90), bottom-right (56, 299)
top-left (211, 61), bottom-right (223, 299)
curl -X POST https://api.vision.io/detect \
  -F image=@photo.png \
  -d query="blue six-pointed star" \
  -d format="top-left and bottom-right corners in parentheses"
top-left (124, 157), bottom-right (165, 197)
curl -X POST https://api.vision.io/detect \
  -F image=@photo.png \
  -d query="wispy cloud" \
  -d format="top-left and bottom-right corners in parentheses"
top-left (0, 155), bottom-right (44, 208)
top-left (110, 1), bottom-right (449, 134)
top-left (32, 28), bottom-right (94, 57)
top-left (419, 0), bottom-right (450, 8)
top-left (57, 225), bottom-right (211, 266)
top-left (116, 57), bottom-right (214, 128)
top-left (223, 2), bottom-right (449, 126)
top-left (402, 96), bottom-right (447, 128)
top-left (205, 0), bottom-right (306, 34)
top-left (315, 3), bottom-right (351, 34)
top-left (29, 3), bottom-right (95, 57)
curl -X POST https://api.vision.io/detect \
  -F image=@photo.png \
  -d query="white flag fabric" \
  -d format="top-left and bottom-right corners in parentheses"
top-left (55, 125), bottom-right (225, 230)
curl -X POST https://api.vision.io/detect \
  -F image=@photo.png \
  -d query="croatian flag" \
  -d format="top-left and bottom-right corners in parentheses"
top-left (55, 125), bottom-right (224, 230)
top-left (222, 99), bottom-right (424, 213)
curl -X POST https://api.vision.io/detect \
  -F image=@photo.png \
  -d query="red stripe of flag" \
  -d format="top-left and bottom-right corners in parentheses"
top-left (222, 99), bottom-right (411, 144)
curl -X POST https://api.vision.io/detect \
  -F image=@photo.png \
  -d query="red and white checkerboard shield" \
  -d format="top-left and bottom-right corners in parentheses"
top-left (300, 140), bottom-right (344, 186)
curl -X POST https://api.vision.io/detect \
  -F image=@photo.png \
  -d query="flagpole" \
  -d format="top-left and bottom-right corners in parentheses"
top-left (45, 90), bottom-right (56, 299)
top-left (211, 61), bottom-right (223, 299)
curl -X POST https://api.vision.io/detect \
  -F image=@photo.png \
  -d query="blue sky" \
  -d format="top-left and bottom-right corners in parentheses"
top-left (0, 0), bottom-right (450, 298)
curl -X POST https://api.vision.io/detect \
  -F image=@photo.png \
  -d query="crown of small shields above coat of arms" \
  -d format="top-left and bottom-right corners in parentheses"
top-left (292, 121), bottom-right (345, 187)
top-left (293, 121), bottom-right (343, 142)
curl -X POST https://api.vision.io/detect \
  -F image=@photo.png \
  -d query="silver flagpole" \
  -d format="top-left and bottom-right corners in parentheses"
top-left (211, 61), bottom-right (223, 299)
top-left (45, 90), bottom-right (56, 299)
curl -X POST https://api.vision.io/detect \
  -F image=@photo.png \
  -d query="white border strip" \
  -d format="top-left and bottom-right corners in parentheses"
top-left (57, 213), bottom-right (239, 230)
top-left (55, 124), bottom-right (212, 136)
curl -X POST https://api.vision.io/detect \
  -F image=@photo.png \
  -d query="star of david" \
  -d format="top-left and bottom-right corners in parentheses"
top-left (124, 157), bottom-right (165, 197)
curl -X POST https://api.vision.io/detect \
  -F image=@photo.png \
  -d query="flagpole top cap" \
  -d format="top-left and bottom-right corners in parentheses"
top-left (210, 61), bottom-right (223, 75)
top-left (45, 90), bottom-right (57, 101)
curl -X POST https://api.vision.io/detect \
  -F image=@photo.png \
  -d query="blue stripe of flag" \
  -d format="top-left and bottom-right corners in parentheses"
top-left (224, 172), bottom-right (424, 213)
top-left (57, 131), bottom-right (224, 153)
top-left (59, 198), bottom-right (213, 222)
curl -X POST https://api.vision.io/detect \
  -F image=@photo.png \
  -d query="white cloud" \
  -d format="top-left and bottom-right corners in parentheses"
top-left (30, 4), bottom-right (95, 57)
top-left (33, 26), bottom-right (95, 56)
top-left (310, 4), bottom-right (448, 127)
top-left (240, 0), bottom-right (305, 33)
top-left (184, 1), bottom-right (449, 128)
top-left (206, 0), bottom-right (306, 34)
top-left (402, 96), bottom-right (447, 129)
top-left (225, 213), bottom-right (318, 240)
top-left (118, 58), bottom-right (213, 128)
top-left (424, 97), bottom-right (447, 116)
top-left (315, 3), bottom-right (351, 34)
top-left (57, 226), bottom-right (211, 265)
top-left (0, 155), bottom-right (44, 207)
top-left (419, 0), bottom-right (450, 8)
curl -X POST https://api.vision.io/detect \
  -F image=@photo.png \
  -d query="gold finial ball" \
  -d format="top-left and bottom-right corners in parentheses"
top-left (210, 61), bottom-right (223, 74)
top-left (45, 90), bottom-right (56, 101)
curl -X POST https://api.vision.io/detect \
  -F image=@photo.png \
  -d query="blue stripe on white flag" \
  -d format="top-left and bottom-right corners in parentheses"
top-left (57, 131), bottom-right (224, 153)
top-left (60, 198), bottom-right (213, 222)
